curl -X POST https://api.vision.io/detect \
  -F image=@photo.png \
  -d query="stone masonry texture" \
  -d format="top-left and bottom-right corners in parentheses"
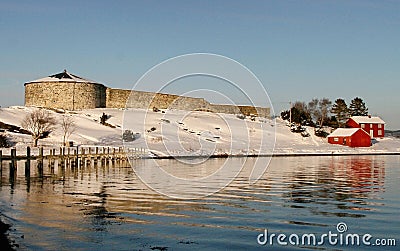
top-left (25, 81), bottom-right (270, 117)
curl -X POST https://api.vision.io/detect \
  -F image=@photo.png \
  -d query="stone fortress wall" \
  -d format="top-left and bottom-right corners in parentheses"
top-left (25, 82), bottom-right (106, 110)
top-left (24, 71), bottom-right (270, 117)
top-left (105, 88), bottom-right (270, 117)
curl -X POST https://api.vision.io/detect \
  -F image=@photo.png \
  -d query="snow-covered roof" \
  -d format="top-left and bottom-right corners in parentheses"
top-left (349, 116), bottom-right (385, 124)
top-left (25, 70), bottom-right (101, 85)
top-left (328, 128), bottom-right (367, 137)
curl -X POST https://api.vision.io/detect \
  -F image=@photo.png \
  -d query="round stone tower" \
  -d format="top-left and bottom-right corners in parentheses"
top-left (24, 70), bottom-right (106, 110)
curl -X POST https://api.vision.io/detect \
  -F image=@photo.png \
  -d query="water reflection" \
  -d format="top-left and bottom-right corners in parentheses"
top-left (277, 156), bottom-right (386, 219)
top-left (0, 155), bottom-right (397, 250)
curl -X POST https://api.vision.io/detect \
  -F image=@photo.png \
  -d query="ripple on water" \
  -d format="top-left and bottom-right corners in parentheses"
top-left (0, 155), bottom-right (399, 250)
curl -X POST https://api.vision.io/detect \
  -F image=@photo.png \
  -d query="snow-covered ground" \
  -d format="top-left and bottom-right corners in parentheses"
top-left (0, 106), bottom-right (399, 156)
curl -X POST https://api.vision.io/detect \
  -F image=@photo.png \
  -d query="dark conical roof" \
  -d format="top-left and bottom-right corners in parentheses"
top-left (25, 70), bottom-right (101, 85)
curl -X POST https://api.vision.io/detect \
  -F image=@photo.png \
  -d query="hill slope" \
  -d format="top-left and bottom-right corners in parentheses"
top-left (0, 106), bottom-right (399, 156)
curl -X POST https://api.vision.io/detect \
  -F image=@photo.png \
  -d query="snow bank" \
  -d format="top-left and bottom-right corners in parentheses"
top-left (0, 106), bottom-right (399, 156)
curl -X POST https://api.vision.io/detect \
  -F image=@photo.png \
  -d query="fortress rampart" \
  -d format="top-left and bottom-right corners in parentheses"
top-left (25, 70), bottom-right (270, 117)
top-left (106, 88), bottom-right (270, 117)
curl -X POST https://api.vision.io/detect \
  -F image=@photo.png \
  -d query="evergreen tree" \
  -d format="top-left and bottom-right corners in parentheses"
top-left (331, 98), bottom-right (349, 127)
top-left (349, 97), bottom-right (368, 116)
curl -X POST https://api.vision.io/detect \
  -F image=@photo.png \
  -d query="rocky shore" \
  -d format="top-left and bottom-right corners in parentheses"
top-left (0, 217), bottom-right (14, 250)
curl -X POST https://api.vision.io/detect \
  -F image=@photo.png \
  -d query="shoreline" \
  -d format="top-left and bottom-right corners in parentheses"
top-left (1, 150), bottom-right (399, 160)
top-left (144, 151), bottom-right (400, 159)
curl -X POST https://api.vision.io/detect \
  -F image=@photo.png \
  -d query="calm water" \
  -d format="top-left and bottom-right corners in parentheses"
top-left (0, 156), bottom-right (399, 250)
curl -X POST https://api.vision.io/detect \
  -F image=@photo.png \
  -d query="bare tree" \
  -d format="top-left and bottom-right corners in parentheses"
top-left (318, 98), bottom-right (332, 128)
top-left (21, 109), bottom-right (57, 147)
top-left (61, 115), bottom-right (76, 146)
top-left (308, 98), bottom-right (332, 128)
top-left (308, 98), bottom-right (319, 125)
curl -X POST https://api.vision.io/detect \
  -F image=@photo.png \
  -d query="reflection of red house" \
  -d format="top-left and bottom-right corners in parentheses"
top-left (327, 128), bottom-right (371, 147)
top-left (346, 116), bottom-right (385, 138)
top-left (328, 157), bottom-right (385, 194)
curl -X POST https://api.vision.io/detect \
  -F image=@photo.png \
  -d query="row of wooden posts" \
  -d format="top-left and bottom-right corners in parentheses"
top-left (0, 146), bottom-right (146, 160)
top-left (1, 146), bottom-right (146, 177)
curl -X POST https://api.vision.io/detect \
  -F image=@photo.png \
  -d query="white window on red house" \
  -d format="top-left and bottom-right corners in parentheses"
top-left (378, 124), bottom-right (382, 128)
top-left (361, 124), bottom-right (365, 128)
top-left (334, 138), bottom-right (339, 142)
top-left (378, 130), bottom-right (382, 135)
top-left (370, 124), bottom-right (372, 128)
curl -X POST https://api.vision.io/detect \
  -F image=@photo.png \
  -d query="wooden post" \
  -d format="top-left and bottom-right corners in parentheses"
top-left (11, 148), bottom-right (16, 158)
top-left (39, 147), bottom-right (43, 161)
top-left (26, 146), bottom-right (31, 171)
top-left (25, 161), bottom-right (30, 177)
top-left (81, 148), bottom-right (85, 166)
top-left (0, 150), bottom-right (2, 170)
top-left (11, 148), bottom-right (16, 170)
top-left (75, 146), bottom-right (79, 166)
top-left (9, 149), bottom-right (16, 185)
top-left (37, 160), bottom-right (43, 177)
top-left (9, 162), bottom-right (16, 181)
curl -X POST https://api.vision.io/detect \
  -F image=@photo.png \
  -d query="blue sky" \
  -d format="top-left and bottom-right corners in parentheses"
top-left (1, 0), bottom-right (399, 129)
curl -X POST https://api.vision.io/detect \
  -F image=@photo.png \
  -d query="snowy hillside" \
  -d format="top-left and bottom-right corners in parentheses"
top-left (0, 106), bottom-right (399, 156)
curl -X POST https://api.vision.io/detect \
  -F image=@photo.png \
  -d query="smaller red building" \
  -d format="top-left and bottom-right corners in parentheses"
top-left (346, 116), bottom-right (385, 138)
top-left (328, 128), bottom-right (371, 147)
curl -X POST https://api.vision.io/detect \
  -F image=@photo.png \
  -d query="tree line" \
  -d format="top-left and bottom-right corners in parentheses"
top-left (281, 97), bottom-right (368, 129)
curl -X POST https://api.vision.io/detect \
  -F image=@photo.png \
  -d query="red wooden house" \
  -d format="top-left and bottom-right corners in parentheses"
top-left (346, 116), bottom-right (385, 138)
top-left (327, 128), bottom-right (371, 147)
